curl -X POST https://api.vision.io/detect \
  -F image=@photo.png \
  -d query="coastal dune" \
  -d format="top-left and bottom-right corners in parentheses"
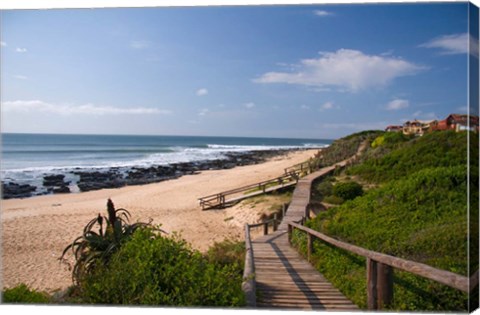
top-left (1, 149), bottom-right (317, 293)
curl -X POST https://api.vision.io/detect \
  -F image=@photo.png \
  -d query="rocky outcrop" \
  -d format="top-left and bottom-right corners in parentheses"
top-left (2, 149), bottom-right (299, 198)
top-left (2, 182), bottom-right (37, 199)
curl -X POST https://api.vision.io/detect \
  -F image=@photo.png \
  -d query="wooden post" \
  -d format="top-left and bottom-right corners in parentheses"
top-left (367, 258), bottom-right (378, 310)
top-left (307, 233), bottom-right (314, 262)
top-left (282, 203), bottom-right (286, 218)
top-left (305, 206), bottom-right (310, 220)
top-left (288, 224), bottom-right (293, 244)
top-left (263, 222), bottom-right (268, 235)
top-left (377, 263), bottom-right (394, 309)
top-left (273, 213), bottom-right (278, 231)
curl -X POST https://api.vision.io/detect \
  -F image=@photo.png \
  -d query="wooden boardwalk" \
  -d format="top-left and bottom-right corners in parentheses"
top-left (253, 231), bottom-right (358, 310)
top-left (248, 143), bottom-right (367, 310)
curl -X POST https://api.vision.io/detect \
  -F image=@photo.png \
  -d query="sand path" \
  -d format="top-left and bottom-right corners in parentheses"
top-left (1, 149), bottom-right (317, 293)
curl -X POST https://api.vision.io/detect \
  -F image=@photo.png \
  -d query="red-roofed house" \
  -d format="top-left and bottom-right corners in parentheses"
top-left (385, 125), bottom-right (403, 132)
top-left (447, 114), bottom-right (479, 132)
top-left (431, 114), bottom-right (479, 132)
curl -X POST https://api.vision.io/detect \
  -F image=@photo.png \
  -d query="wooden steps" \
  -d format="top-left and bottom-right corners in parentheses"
top-left (252, 231), bottom-right (358, 310)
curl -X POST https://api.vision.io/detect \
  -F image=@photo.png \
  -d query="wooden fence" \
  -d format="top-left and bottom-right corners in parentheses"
top-left (242, 215), bottom-right (283, 307)
top-left (287, 218), bottom-right (479, 310)
top-left (283, 158), bottom-right (321, 176)
top-left (199, 172), bottom-right (300, 210)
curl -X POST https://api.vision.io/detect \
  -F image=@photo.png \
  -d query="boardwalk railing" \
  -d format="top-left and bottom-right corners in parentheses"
top-left (287, 219), bottom-right (479, 310)
top-left (242, 215), bottom-right (284, 307)
top-left (283, 158), bottom-right (321, 176)
top-left (242, 223), bottom-right (256, 307)
top-left (199, 172), bottom-right (301, 210)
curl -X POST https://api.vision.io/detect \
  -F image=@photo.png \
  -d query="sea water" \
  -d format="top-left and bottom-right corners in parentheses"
top-left (1, 133), bottom-right (332, 189)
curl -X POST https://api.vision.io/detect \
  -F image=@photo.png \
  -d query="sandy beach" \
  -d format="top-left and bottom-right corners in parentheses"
top-left (1, 149), bottom-right (317, 293)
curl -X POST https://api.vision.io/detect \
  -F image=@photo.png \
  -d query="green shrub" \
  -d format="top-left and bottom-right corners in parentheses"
top-left (60, 199), bottom-right (158, 286)
top-left (332, 181), bottom-right (363, 201)
top-left (312, 179), bottom-right (333, 201)
top-left (80, 228), bottom-right (245, 306)
top-left (205, 238), bottom-right (245, 273)
top-left (323, 195), bottom-right (344, 205)
top-left (2, 284), bottom-right (51, 304)
top-left (371, 135), bottom-right (385, 148)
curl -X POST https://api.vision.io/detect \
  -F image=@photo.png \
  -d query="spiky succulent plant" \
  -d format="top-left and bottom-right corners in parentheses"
top-left (60, 199), bottom-right (162, 285)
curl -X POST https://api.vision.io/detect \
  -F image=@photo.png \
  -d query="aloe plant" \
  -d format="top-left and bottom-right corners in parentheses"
top-left (60, 199), bottom-right (161, 285)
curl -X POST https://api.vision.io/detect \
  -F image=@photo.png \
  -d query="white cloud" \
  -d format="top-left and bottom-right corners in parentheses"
top-left (320, 101), bottom-right (334, 110)
top-left (1, 41), bottom-right (6, 47)
top-left (15, 47), bottom-right (27, 53)
top-left (244, 102), bottom-right (255, 109)
top-left (254, 49), bottom-right (423, 92)
top-left (300, 104), bottom-right (310, 110)
top-left (313, 10), bottom-right (333, 17)
top-left (386, 99), bottom-right (409, 111)
top-left (1, 100), bottom-right (171, 116)
top-left (13, 75), bottom-right (28, 80)
top-left (196, 88), bottom-right (208, 96)
top-left (198, 108), bottom-right (209, 116)
top-left (420, 33), bottom-right (477, 55)
top-left (130, 40), bottom-right (150, 50)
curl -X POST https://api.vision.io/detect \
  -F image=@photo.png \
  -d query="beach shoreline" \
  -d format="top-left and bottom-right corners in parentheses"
top-left (1, 149), bottom-right (318, 293)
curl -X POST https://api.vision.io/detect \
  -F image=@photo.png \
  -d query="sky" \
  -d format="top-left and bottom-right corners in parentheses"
top-left (0, 1), bottom-right (478, 139)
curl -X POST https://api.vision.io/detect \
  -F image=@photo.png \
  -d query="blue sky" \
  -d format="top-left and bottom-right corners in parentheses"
top-left (1, 2), bottom-right (477, 139)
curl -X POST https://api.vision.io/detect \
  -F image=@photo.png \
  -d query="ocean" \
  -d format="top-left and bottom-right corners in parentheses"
top-left (1, 133), bottom-right (332, 195)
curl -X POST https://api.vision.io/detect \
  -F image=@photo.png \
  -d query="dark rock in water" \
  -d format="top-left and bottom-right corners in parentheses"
top-left (4, 148), bottom-right (300, 197)
top-left (75, 169), bottom-right (128, 192)
top-left (2, 182), bottom-right (37, 199)
top-left (43, 174), bottom-right (70, 193)
top-left (53, 186), bottom-right (70, 194)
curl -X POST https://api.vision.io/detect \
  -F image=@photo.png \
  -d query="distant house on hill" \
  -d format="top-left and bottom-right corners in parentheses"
top-left (385, 125), bottom-right (403, 132)
top-left (403, 120), bottom-right (436, 136)
top-left (446, 114), bottom-right (479, 132)
top-left (431, 114), bottom-right (479, 132)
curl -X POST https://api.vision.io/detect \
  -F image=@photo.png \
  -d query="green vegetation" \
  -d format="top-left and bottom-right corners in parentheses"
top-left (332, 181), bottom-right (363, 201)
top-left (2, 284), bottom-right (51, 304)
top-left (206, 238), bottom-right (245, 273)
top-left (313, 130), bottom-right (382, 167)
top-left (298, 130), bottom-right (476, 311)
top-left (348, 130), bottom-right (468, 183)
top-left (80, 229), bottom-right (245, 306)
top-left (58, 199), bottom-right (245, 306)
top-left (60, 199), bottom-right (156, 286)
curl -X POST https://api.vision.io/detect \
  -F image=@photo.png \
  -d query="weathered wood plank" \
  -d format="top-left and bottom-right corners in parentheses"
top-left (252, 231), bottom-right (357, 310)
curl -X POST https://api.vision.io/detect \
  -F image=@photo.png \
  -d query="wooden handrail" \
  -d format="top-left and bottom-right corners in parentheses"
top-left (242, 223), bottom-right (256, 307)
top-left (242, 215), bottom-right (285, 305)
top-left (199, 172), bottom-right (299, 200)
top-left (287, 221), bottom-right (476, 295)
top-left (198, 172), bottom-right (301, 210)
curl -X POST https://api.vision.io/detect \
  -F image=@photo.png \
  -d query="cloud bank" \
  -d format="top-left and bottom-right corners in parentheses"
top-left (420, 33), bottom-right (473, 55)
top-left (254, 49), bottom-right (423, 92)
top-left (2, 100), bottom-right (171, 116)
